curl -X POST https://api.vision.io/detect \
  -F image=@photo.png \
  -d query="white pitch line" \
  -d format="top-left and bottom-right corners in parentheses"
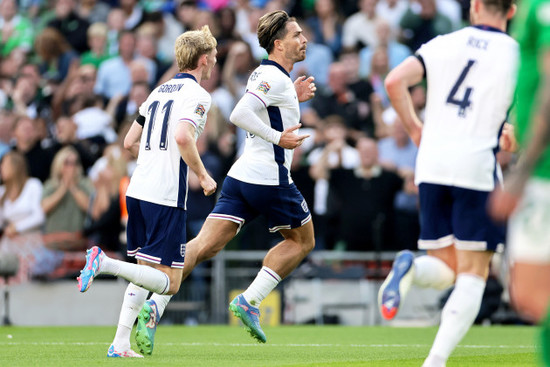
top-left (0, 341), bottom-right (535, 349)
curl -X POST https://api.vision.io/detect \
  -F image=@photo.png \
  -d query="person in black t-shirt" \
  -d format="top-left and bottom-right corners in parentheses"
top-left (327, 137), bottom-right (403, 251)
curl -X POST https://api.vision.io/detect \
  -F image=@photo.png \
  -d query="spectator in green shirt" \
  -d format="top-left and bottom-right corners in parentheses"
top-left (0, 0), bottom-right (34, 57)
top-left (81, 22), bottom-right (111, 69)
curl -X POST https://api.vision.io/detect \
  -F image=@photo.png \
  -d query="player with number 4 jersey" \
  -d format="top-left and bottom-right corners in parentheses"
top-left (380, 0), bottom-right (519, 365)
top-left (414, 26), bottom-right (518, 191)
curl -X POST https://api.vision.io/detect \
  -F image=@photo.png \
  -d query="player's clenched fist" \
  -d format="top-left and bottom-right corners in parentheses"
top-left (200, 175), bottom-right (217, 196)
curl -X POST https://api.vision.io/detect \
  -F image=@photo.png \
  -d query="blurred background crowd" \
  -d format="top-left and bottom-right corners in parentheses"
top-left (0, 0), bottom-right (515, 286)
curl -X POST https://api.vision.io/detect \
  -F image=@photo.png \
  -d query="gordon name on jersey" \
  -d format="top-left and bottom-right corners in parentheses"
top-left (126, 73), bottom-right (211, 208)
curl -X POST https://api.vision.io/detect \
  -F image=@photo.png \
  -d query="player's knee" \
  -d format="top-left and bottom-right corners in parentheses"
top-left (301, 236), bottom-right (315, 255)
top-left (166, 281), bottom-right (180, 295)
top-left (511, 288), bottom-right (546, 322)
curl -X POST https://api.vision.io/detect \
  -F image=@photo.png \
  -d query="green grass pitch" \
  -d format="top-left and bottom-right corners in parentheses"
top-left (0, 325), bottom-right (538, 366)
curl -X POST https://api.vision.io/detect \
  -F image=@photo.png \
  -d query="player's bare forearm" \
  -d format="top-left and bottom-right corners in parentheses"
top-left (387, 83), bottom-right (423, 145)
top-left (175, 123), bottom-right (217, 196)
top-left (385, 57), bottom-right (424, 146)
top-left (124, 121), bottom-right (143, 158)
top-left (127, 143), bottom-right (140, 158)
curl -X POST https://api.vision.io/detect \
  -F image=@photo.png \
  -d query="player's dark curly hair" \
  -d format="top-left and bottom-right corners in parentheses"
top-left (481, 0), bottom-right (515, 15)
top-left (257, 10), bottom-right (296, 54)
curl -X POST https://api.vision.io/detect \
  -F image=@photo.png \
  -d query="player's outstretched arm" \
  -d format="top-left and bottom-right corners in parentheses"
top-left (175, 122), bottom-right (217, 196)
top-left (124, 120), bottom-right (143, 158)
top-left (385, 56), bottom-right (425, 146)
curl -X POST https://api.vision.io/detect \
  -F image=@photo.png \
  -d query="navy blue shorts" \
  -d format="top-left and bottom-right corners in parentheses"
top-left (418, 183), bottom-right (505, 251)
top-left (126, 196), bottom-right (187, 268)
top-left (208, 176), bottom-right (312, 232)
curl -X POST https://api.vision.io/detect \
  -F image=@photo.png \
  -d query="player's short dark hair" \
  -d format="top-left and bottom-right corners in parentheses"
top-left (257, 10), bottom-right (296, 54)
top-left (481, 0), bottom-right (514, 15)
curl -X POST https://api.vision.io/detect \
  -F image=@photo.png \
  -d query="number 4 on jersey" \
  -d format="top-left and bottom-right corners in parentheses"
top-left (446, 59), bottom-right (475, 117)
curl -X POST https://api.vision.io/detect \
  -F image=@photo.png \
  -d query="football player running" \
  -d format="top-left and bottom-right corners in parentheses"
top-left (379, 0), bottom-right (518, 365)
top-left (134, 9), bottom-right (316, 354)
top-left (77, 26), bottom-right (218, 358)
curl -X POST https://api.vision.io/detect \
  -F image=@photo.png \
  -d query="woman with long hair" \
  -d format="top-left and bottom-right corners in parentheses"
top-left (41, 146), bottom-right (93, 249)
top-left (0, 150), bottom-right (45, 283)
top-left (307, 0), bottom-right (343, 58)
top-left (34, 27), bottom-right (79, 82)
top-left (85, 144), bottom-right (129, 253)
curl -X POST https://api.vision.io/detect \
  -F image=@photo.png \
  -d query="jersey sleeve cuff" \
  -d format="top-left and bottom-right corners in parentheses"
top-left (136, 114), bottom-right (146, 126)
top-left (415, 54), bottom-right (427, 79)
top-left (180, 118), bottom-right (198, 129)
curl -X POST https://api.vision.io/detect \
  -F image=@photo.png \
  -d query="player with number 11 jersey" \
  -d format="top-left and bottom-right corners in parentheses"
top-left (126, 73), bottom-right (211, 209)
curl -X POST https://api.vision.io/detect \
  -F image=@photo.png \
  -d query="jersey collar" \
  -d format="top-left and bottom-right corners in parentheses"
top-left (471, 25), bottom-right (506, 34)
top-left (174, 73), bottom-right (197, 82)
top-left (261, 59), bottom-right (290, 79)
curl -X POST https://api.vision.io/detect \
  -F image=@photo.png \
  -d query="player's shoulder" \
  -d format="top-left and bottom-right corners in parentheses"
top-left (192, 83), bottom-right (212, 102)
top-left (248, 61), bottom-right (291, 97)
top-left (425, 28), bottom-right (470, 47)
top-left (171, 77), bottom-right (212, 103)
top-left (251, 61), bottom-right (291, 84)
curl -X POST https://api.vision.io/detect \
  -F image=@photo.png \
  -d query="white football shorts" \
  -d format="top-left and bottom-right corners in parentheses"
top-left (508, 178), bottom-right (550, 263)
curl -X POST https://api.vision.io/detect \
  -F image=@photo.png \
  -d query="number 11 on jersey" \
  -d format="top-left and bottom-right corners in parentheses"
top-left (145, 100), bottom-right (174, 151)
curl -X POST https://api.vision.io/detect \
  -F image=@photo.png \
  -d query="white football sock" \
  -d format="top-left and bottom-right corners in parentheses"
top-left (413, 255), bottom-right (455, 290)
top-left (422, 354), bottom-right (447, 367)
top-left (242, 266), bottom-right (281, 307)
top-left (149, 294), bottom-right (172, 318)
top-left (101, 256), bottom-right (170, 294)
top-left (112, 283), bottom-right (149, 350)
top-left (426, 273), bottom-right (486, 364)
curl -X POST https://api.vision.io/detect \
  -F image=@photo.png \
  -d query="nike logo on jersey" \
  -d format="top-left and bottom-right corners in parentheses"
top-left (467, 37), bottom-right (489, 50)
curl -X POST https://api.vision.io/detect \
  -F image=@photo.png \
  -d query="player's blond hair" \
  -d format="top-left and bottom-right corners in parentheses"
top-left (174, 25), bottom-right (217, 72)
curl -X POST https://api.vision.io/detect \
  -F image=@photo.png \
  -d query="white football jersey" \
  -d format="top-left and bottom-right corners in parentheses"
top-left (415, 26), bottom-right (518, 191)
top-left (126, 73), bottom-right (211, 208)
top-left (228, 60), bottom-right (301, 186)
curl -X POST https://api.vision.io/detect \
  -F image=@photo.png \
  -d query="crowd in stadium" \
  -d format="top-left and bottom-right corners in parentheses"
top-left (0, 0), bottom-right (514, 283)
